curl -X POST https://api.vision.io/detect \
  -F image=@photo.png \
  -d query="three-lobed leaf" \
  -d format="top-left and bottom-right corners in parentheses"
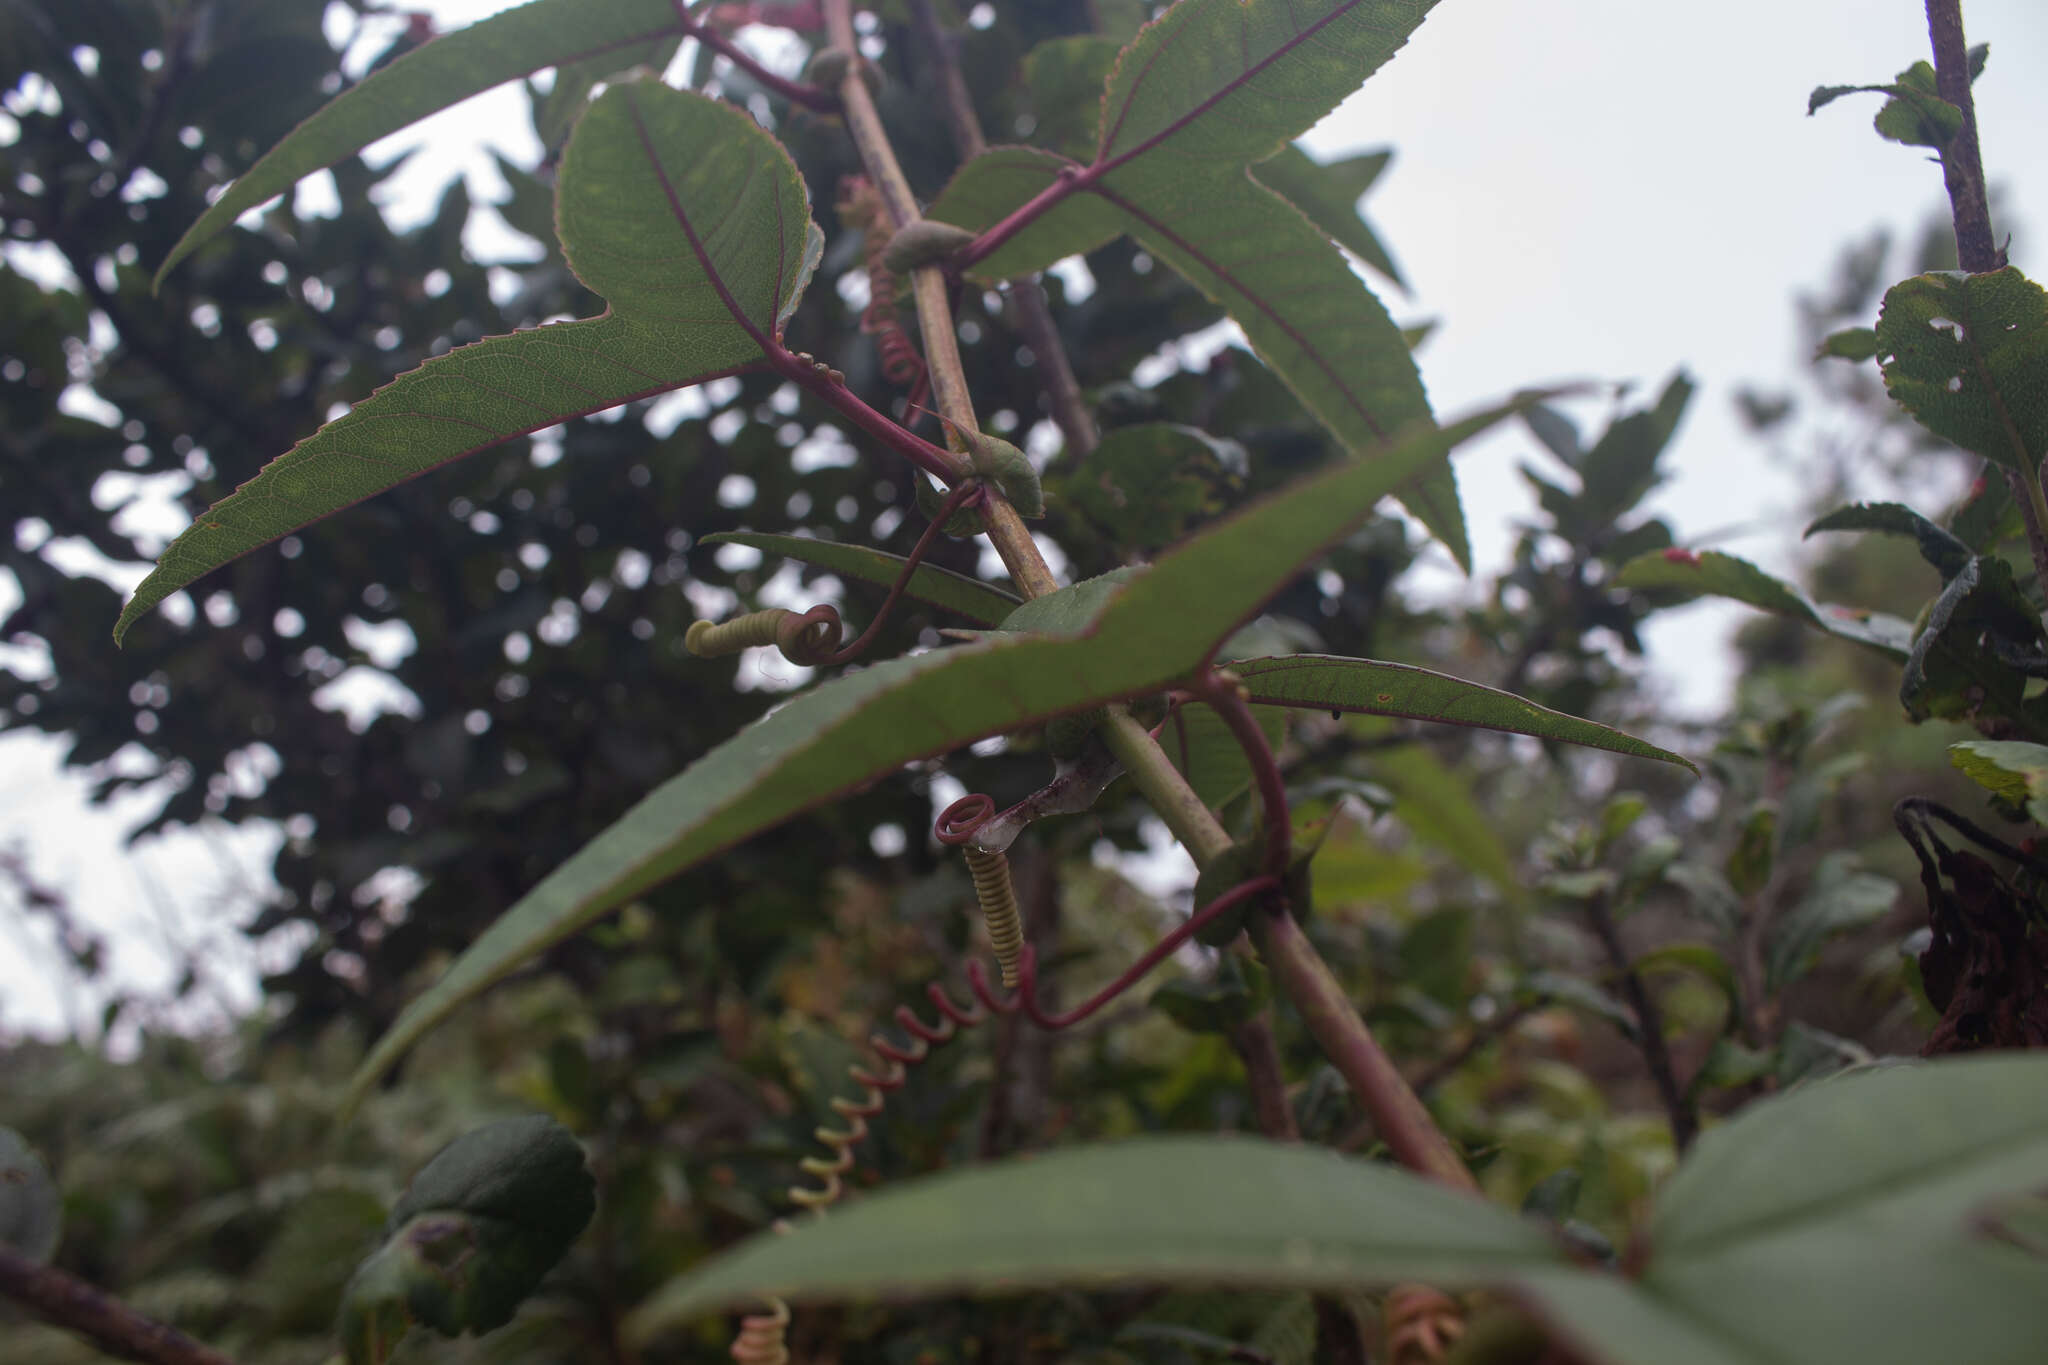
top-left (928, 0), bottom-right (1463, 566)
top-left (343, 403), bottom-right (1528, 1109)
top-left (117, 81), bottom-right (818, 642)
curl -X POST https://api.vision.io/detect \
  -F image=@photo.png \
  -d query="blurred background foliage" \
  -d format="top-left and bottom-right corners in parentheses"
top-left (0, 1), bottom-right (2022, 1361)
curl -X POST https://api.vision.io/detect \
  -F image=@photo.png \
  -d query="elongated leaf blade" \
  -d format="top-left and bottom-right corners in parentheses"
top-left (1613, 550), bottom-right (1913, 659)
top-left (1639, 1056), bottom-right (2048, 1365)
top-left (118, 83), bottom-right (814, 642)
top-left (156, 0), bottom-right (684, 288)
top-left (344, 403), bottom-right (1525, 1107)
top-left (626, 1135), bottom-right (1561, 1336)
top-left (701, 532), bottom-right (1021, 626)
top-left (1228, 655), bottom-right (1694, 771)
top-left (1876, 268), bottom-right (2048, 473)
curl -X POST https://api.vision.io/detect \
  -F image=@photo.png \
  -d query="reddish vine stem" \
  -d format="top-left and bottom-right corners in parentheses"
top-left (808, 478), bottom-right (982, 666)
top-left (766, 349), bottom-right (964, 483)
top-left (672, 0), bottom-right (840, 113)
top-left (0, 1245), bottom-right (239, 1365)
top-left (1197, 672), bottom-right (1294, 882)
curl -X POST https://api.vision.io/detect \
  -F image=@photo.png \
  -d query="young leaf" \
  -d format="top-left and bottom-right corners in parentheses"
top-left (116, 82), bottom-right (816, 642)
top-left (700, 532), bottom-right (1021, 626)
top-left (624, 1135), bottom-right (1563, 1338)
top-left (1613, 549), bottom-right (1914, 659)
top-left (928, 0), bottom-right (1464, 566)
top-left (1949, 739), bottom-right (2048, 824)
top-left (156, 0), bottom-right (691, 287)
top-left (1876, 268), bottom-right (2048, 475)
top-left (343, 402), bottom-right (1527, 1106)
top-left (1226, 654), bottom-right (1694, 771)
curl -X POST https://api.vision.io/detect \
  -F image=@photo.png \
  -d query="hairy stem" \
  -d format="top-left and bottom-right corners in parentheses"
top-left (825, 0), bottom-right (1468, 1201)
top-left (0, 1246), bottom-right (238, 1365)
top-left (904, 0), bottom-right (1098, 460)
top-left (821, 0), bottom-right (1057, 598)
top-left (1099, 706), bottom-right (1234, 866)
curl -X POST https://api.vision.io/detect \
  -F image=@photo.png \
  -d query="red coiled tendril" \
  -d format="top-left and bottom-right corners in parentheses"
top-left (781, 793), bottom-right (1281, 1218)
top-left (837, 176), bottom-right (930, 417)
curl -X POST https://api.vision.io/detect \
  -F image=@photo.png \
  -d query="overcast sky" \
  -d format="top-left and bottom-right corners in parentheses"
top-left (5, 0), bottom-right (2045, 1039)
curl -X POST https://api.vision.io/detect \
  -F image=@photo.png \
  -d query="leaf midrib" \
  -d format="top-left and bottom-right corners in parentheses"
top-left (1097, 0), bottom-right (1370, 175)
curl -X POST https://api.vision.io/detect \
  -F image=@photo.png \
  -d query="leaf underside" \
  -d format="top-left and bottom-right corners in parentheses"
top-left (1227, 654), bottom-right (1694, 770)
top-left (630, 1056), bottom-right (2048, 1365)
top-left (700, 532), bottom-right (1022, 627)
top-left (1613, 550), bottom-right (1914, 659)
top-left (118, 82), bottom-right (816, 642)
top-left (1876, 268), bottom-right (2048, 474)
top-left (926, 0), bottom-right (1464, 565)
top-left (343, 402), bottom-right (1527, 1110)
top-left (155, 0), bottom-right (687, 288)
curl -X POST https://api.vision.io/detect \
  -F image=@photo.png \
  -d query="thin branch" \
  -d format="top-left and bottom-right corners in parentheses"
top-left (1202, 672), bottom-right (1292, 881)
top-left (1252, 911), bottom-right (1477, 1192)
top-left (1923, 0), bottom-right (2003, 273)
top-left (1227, 1009), bottom-right (1300, 1141)
top-left (1581, 890), bottom-right (1698, 1150)
top-left (674, 1), bottom-right (840, 113)
top-left (0, 1246), bottom-right (239, 1365)
top-left (905, 0), bottom-right (1097, 459)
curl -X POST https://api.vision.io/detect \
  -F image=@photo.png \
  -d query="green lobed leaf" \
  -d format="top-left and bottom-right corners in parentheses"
top-left (155, 0), bottom-right (687, 288)
top-left (1020, 34), bottom-right (1121, 161)
top-left (624, 1135), bottom-right (1564, 1337)
top-left (1614, 549), bottom-right (1914, 659)
top-left (1631, 1055), bottom-right (2048, 1365)
top-left (700, 532), bottom-right (1021, 627)
top-left (1226, 655), bottom-right (1694, 771)
top-left (927, 0), bottom-right (1464, 566)
top-left (1876, 268), bottom-right (2048, 474)
top-left (1574, 371), bottom-right (1692, 529)
top-left (1250, 144), bottom-right (1404, 289)
top-left (344, 403), bottom-right (1526, 1108)
top-left (117, 82), bottom-right (815, 642)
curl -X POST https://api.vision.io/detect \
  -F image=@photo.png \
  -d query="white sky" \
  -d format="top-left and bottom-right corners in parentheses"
top-left (4, 0), bottom-right (2046, 1039)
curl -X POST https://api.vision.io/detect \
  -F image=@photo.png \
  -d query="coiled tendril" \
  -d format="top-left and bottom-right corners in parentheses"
top-left (728, 1296), bottom-right (790, 1365)
top-left (685, 606), bottom-right (843, 665)
top-left (784, 980), bottom-right (988, 1214)
top-left (935, 793), bottom-right (1024, 988)
top-left (836, 176), bottom-right (929, 412)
